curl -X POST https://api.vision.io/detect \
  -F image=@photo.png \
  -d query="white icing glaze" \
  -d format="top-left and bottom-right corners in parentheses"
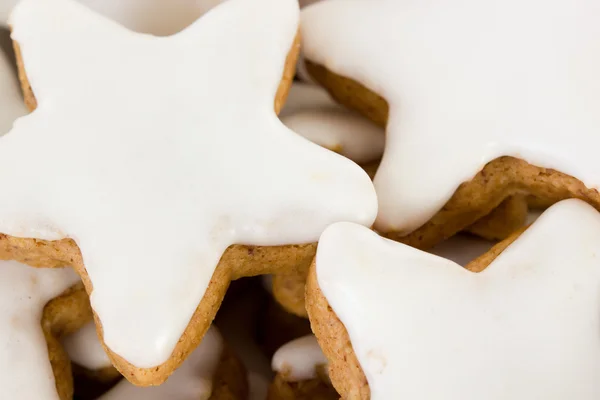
top-left (3, 0), bottom-right (376, 368)
top-left (76, 0), bottom-right (223, 35)
top-left (316, 199), bottom-right (600, 399)
top-left (302, 0), bottom-right (600, 235)
top-left (0, 261), bottom-right (79, 400)
top-left (427, 234), bottom-right (494, 267)
top-left (100, 327), bottom-right (223, 400)
top-left (280, 83), bottom-right (336, 117)
top-left (282, 109), bottom-right (384, 165)
top-left (281, 83), bottom-right (385, 164)
top-left (62, 321), bottom-right (112, 371)
top-left (0, 0), bottom-right (19, 27)
top-left (0, 49), bottom-right (27, 135)
top-left (272, 334), bottom-right (328, 382)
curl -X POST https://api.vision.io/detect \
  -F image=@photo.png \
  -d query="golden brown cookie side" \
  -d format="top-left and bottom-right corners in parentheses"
top-left (7, 31), bottom-right (305, 385)
top-left (275, 32), bottom-right (301, 115)
top-left (526, 194), bottom-right (556, 210)
top-left (11, 41), bottom-right (36, 111)
top-left (0, 232), bottom-right (316, 386)
top-left (465, 194), bottom-right (528, 241)
top-left (42, 283), bottom-right (93, 400)
top-left (465, 227), bottom-right (526, 273)
top-left (99, 242), bottom-right (316, 386)
top-left (305, 224), bottom-right (535, 399)
top-left (271, 259), bottom-right (312, 318)
top-left (209, 345), bottom-right (249, 400)
top-left (393, 156), bottom-right (600, 250)
top-left (306, 61), bottom-right (388, 128)
top-left (305, 260), bottom-right (369, 400)
top-left (267, 372), bottom-right (338, 400)
top-left (306, 63), bottom-right (600, 248)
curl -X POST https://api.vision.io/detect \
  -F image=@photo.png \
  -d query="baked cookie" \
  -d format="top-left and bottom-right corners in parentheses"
top-left (280, 83), bottom-right (384, 167)
top-left (63, 322), bottom-right (118, 382)
top-left (301, 0), bottom-right (600, 249)
top-left (268, 335), bottom-right (336, 400)
top-left (63, 321), bottom-right (120, 400)
top-left (2, 0), bottom-right (376, 386)
top-left (271, 82), bottom-right (526, 317)
top-left (307, 199), bottom-right (600, 399)
top-left (0, 46), bottom-right (26, 134)
top-left (99, 327), bottom-right (247, 400)
top-left (0, 261), bottom-right (89, 400)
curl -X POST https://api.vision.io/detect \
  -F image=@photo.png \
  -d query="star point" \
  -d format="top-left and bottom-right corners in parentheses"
top-left (0, 0), bottom-right (377, 376)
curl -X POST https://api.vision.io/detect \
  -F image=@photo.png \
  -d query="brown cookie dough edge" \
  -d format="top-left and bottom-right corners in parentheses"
top-left (0, 235), bottom-right (317, 386)
top-left (465, 194), bottom-right (528, 241)
top-left (209, 345), bottom-right (249, 400)
top-left (5, 31), bottom-right (306, 385)
top-left (304, 227), bottom-right (528, 399)
top-left (306, 61), bottom-right (600, 250)
top-left (271, 192), bottom-right (529, 320)
top-left (42, 282), bottom-right (94, 400)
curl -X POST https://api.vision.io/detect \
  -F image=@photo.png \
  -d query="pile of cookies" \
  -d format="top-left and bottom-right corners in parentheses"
top-left (1, 0), bottom-right (599, 399)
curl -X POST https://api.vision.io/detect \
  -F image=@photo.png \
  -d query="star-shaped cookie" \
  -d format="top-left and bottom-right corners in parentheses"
top-left (307, 199), bottom-right (600, 399)
top-left (0, 261), bottom-right (87, 400)
top-left (1, 0), bottom-right (376, 385)
top-left (301, 0), bottom-right (600, 248)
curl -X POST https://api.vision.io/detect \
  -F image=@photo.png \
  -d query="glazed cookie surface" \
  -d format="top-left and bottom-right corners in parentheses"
top-left (0, 261), bottom-right (87, 400)
top-left (63, 322), bottom-right (112, 373)
top-left (281, 83), bottom-right (384, 166)
top-left (99, 327), bottom-right (247, 400)
top-left (307, 199), bottom-right (600, 399)
top-left (302, 0), bottom-right (600, 247)
top-left (3, 0), bottom-right (376, 385)
top-left (269, 335), bottom-right (335, 400)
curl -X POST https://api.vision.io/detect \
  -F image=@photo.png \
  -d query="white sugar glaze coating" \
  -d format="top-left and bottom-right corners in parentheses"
top-left (282, 108), bottom-right (384, 165)
top-left (99, 327), bottom-right (223, 400)
top-left (281, 83), bottom-right (385, 164)
top-left (272, 334), bottom-right (328, 381)
top-left (4, 0), bottom-right (376, 368)
top-left (0, 0), bottom-right (18, 27)
top-left (316, 199), bottom-right (600, 399)
top-left (279, 83), bottom-right (336, 117)
top-left (302, 0), bottom-right (600, 235)
top-left (0, 261), bottom-right (79, 400)
top-left (77, 0), bottom-right (223, 35)
top-left (62, 321), bottom-right (112, 371)
top-left (0, 49), bottom-right (27, 135)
